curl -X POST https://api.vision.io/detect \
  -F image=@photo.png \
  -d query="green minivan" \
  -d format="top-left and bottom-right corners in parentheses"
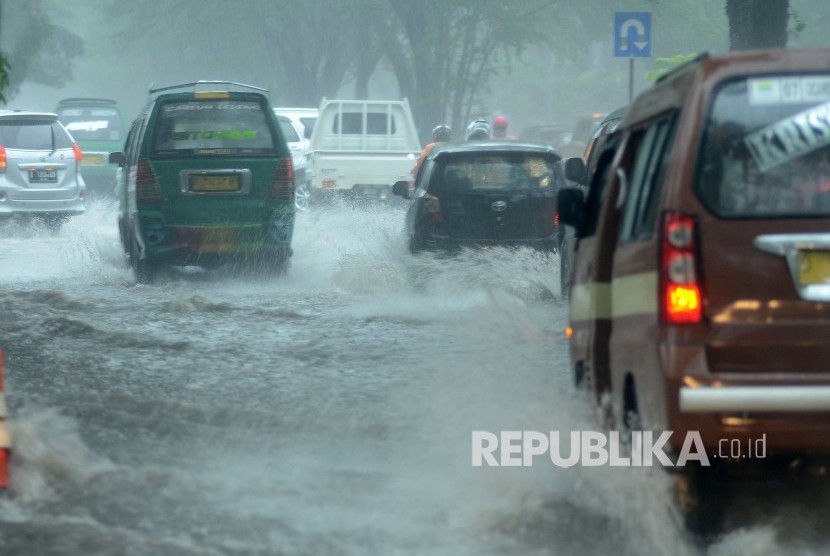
top-left (56, 98), bottom-right (125, 198)
top-left (110, 81), bottom-right (295, 283)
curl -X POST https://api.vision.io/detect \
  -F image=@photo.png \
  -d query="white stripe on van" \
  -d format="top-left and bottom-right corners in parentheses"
top-left (570, 271), bottom-right (658, 322)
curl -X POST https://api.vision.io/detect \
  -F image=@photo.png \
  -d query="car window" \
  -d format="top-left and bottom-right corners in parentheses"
top-left (299, 117), bottom-right (316, 139)
top-left (277, 116), bottom-right (300, 143)
top-left (697, 74), bottom-right (830, 217)
top-left (58, 106), bottom-right (123, 141)
top-left (0, 120), bottom-right (73, 150)
top-left (333, 112), bottom-right (396, 135)
top-left (152, 98), bottom-right (277, 155)
top-left (435, 154), bottom-right (560, 193)
top-left (620, 114), bottom-right (676, 242)
top-left (581, 140), bottom-right (619, 237)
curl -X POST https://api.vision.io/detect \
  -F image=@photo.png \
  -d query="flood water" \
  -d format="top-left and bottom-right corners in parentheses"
top-left (0, 200), bottom-right (827, 555)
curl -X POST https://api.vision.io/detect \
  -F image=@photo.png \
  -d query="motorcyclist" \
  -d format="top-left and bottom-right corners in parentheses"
top-left (492, 115), bottom-right (515, 139)
top-left (466, 119), bottom-right (491, 140)
top-left (412, 124), bottom-right (452, 178)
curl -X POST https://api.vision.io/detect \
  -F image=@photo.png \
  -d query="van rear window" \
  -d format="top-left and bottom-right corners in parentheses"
top-left (697, 75), bottom-right (830, 217)
top-left (152, 99), bottom-right (277, 155)
top-left (58, 107), bottom-right (123, 141)
top-left (333, 113), bottom-right (396, 135)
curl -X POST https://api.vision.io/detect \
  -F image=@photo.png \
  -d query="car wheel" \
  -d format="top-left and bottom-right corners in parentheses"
top-left (294, 182), bottom-right (311, 211)
top-left (672, 460), bottom-right (729, 541)
top-left (129, 233), bottom-right (157, 284)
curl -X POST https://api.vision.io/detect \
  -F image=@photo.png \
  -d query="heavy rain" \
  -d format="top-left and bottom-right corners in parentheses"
top-left (1, 1), bottom-right (830, 555)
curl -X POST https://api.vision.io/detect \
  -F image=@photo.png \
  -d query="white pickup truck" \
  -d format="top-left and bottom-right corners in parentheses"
top-left (308, 98), bottom-right (422, 200)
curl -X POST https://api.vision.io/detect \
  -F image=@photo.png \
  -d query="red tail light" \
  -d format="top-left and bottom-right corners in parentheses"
top-left (0, 145), bottom-right (6, 173)
top-left (136, 158), bottom-right (162, 204)
top-left (269, 156), bottom-right (295, 201)
top-left (0, 449), bottom-right (7, 489)
top-left (422, 193), bottom-right (442, 223)
top-left (661, 212), bottom-right (702, 324)
top-left (72, 142), bottom-right (83, 172)
top-left (553, 211), bottom-right (560, 226)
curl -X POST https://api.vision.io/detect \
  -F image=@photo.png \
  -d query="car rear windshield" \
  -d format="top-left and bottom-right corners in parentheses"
top-left (435, 154), bottom-right (561, 193)
top-left (277, 116), bottom-right (300, 143)
top-left (0, 120), bottom-right (74, 150)
top-left (697, 74), bottom-right (830, 217)
top-left (332, 112), bottom-right (396, 135)
top-left (58, 106), bottom-right (123, 141)
top-left (152, 99), bottom-right (277, 156)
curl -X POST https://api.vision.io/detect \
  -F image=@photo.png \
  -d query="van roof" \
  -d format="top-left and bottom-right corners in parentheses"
top-left (626, 48), bottom-right (830, 127)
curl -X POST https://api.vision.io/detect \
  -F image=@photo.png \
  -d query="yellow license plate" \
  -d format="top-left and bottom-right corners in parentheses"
top-left (798, 250), bottom-right (830, 285)
top-left (200, 228), bottom-right (238, 253)
top-left (83, 154), bottom-right (104, 165)
top-left (191, 175), bottom-right (239, 192)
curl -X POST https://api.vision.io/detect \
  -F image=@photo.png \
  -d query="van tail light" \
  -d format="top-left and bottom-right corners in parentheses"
top-left (269, 155), bottom-right (295, 201)
top-left (422, 193), bottom-right (442, 223)
top-left (136, 158), bottom-right (162, 204)
top-left (660, 211), bottom-right (703, 324)
top-left (553, 211), bottom-right (560, 226)
top-left (0, 145), bottom-right (6, 173)
top-left (72, 143), bottom-right (83, 172)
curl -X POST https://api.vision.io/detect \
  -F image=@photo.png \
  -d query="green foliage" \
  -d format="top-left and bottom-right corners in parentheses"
top-left (2, 0), bottom-right (84, 100)
top-left (0, 55), bottom-right (9, 105)
top-left (647, 53), bottom-right (701, 82)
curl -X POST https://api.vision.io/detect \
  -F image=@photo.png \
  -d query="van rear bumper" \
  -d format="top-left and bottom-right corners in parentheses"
top-left (680, 385), bottom-right (830, 413)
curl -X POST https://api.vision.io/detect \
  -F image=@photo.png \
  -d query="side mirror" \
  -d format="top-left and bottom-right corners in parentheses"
top-left (564, 157), bottom-right (586, 185)
top-left (557, 187), bottom-right (585, 230)
top-left (392, 180), bottom-right (411, 199)
top-left (109, 151), bottom-right (125, 166)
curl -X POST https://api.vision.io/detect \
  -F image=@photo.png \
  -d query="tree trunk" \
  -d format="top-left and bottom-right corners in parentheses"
top-left (726, 0), bottom-right (789, 50)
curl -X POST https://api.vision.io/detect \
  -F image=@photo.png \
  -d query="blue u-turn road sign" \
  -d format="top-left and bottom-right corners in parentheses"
top-left (614, 12), bottom-right (652, 58)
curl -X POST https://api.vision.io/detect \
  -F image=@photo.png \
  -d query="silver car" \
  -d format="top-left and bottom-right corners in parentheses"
top-left (274, 108), bottom-right (318, 210)
top-left (0, 110), bottom-right (86, 228)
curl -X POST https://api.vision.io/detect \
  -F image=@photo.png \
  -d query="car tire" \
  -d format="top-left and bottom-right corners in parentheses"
top-left (672, 461), bottom-right (729, 542)
top-left (129, 231), bottom-right (156, 284)
top-left (294, 181), bottom-right (311, 211)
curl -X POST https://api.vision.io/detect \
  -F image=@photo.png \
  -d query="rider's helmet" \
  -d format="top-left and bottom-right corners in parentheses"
top-left (492, 115), bottom-right (509, 138)
top-left (432, 124), bottom-right (452, 142)
top-left (466, 119), bottom-right (491, 140)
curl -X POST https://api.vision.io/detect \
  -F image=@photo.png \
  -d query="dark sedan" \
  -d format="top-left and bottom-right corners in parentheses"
top-left (393, 141), bottom-right (565, 253)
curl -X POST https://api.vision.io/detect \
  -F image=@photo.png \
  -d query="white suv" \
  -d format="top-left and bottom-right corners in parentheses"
top-left (0, 110), bottom-right (86, 230)
top-left (274, 108), bottom-right (318, 210)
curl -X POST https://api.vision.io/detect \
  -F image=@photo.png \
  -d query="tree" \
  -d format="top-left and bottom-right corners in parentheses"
top-left (725, 0), bottom-right (789, 50)
top-left (381, 0), bottom-right (549, 140)
top-left (0, 0), bottom-right (84, 101)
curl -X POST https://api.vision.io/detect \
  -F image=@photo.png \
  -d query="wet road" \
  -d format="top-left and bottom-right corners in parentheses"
top-left (0, 200), bottom-right (828, 555)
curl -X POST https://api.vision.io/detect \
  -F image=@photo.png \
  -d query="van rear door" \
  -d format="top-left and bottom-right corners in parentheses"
top-left (695, 75), bottom-right (830, 375)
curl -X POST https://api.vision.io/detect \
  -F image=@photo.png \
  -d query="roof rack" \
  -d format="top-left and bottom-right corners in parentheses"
top-left (655, 52), bottom-right (709, 83)
top-left (57, 98), bottom-right (117, 104)
top-left (148, 80), bottom-right (268, 95)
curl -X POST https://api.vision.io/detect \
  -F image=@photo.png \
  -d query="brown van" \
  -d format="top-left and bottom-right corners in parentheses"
top-left (559, 49), bottom-right (830, 532)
